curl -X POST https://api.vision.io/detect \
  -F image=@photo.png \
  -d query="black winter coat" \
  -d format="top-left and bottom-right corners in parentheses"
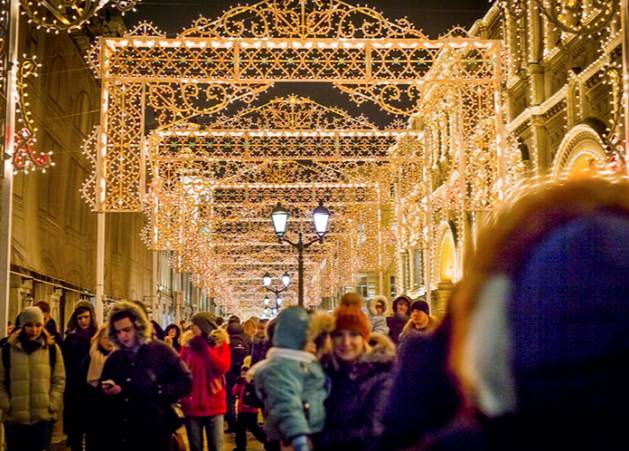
top-left (228, 324), bottom-right (251, 376)
top-left (100, 340), bottom-right (192, 451)
top-left (378, 316), bottom-right (459, 450)
top-left (250, 335), bottom-right (271, 365)
top-left (319, 334), bottom-right (396, 451)
top-left (386, 313), bottom-right (408, 345)
top-left (62, 329), bottom-right (93, 434)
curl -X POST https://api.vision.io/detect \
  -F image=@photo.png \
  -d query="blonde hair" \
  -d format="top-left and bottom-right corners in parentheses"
top-left (91, 324), bottom-right (110, 346)
top-left (243, 319), bottom-right (257, 337)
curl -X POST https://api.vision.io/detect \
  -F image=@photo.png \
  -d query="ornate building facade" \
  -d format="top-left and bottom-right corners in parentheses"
top-left (393, 1), bottom-right (625, 316)
top-left (6, 15), bottom-right (208, 330)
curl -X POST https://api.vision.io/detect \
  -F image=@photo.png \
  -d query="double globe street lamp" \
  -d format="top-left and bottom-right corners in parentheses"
top-left (263, 293), bottom-right (283, 317)
top-left (261, 271), bottom-right (291, 316)
top-left (271, 201), bottom-right (330, 306)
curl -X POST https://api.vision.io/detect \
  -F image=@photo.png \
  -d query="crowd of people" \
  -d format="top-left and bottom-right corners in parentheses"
top-left (0, 177), bottom-right (627, 451)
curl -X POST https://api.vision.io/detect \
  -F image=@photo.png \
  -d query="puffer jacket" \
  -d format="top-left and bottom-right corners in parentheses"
top-left (319, 333), bottom-right (396, 451)
top-left (252, 347), bottom-right (328, 442)
top-left (0, 330), bottom-right (65, 424)
top-left (180, 331), bottom-right (231, 417)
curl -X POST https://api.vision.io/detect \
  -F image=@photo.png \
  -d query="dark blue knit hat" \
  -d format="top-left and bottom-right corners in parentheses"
top-left (273, 307), bottom-right (310, 350)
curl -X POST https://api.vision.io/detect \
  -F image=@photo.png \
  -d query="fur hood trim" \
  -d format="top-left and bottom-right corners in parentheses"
top-left (307, 310), bottom-right (335, 344)
top-left (368, 296), bottom-right (390, 316)
top-left (108, 301), bottom-right (153, 349)
top-left (362, 332), bottom-right (396, 364)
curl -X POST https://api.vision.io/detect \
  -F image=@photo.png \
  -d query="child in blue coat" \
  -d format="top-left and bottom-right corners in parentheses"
top-left (252, 307), bottom-right (329, 451)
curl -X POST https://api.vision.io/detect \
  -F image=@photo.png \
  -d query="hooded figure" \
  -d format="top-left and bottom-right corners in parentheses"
top-left (432, 178), bottom-right (629, 451)
top-left (387, 295), bottom-right (411, 344)
top-left (99, 301), bottom-right (192, 451)
top-left (62, 301), bottom-right (98, 451)
top-left (180, 312), bottom-right (230, 451)
top-left (367, 296), bottom-right (390, 336)
top-left (252, 307), bottom-right (328, 451)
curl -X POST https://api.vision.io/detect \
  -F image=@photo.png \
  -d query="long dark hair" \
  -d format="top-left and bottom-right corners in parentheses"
top-left (66, 301), bottom-right (98, 336)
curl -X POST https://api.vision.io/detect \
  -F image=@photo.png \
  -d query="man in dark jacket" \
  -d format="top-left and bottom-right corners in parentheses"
top-left (225, 321), bottom-right (251, 432)
top-left (386, 295), bottom-right (410, 345)
top-left (250, 318), bottom-right (270, 365)
top-left (100, 301), bottom-right (192, 451)
top-left (62, 301), bottom-right (98, 451)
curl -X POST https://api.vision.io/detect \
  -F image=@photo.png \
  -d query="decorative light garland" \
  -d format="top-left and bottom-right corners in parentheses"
top-left (20, 0), bottom-right (141, 33)
top-left (13, 56), bottom-right (54, 175)
top-left (81, 0), bottom-right (507, 311)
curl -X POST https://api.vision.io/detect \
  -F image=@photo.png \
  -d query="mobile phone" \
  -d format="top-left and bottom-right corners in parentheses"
top-left (101, 379), bottom-right (115, 389)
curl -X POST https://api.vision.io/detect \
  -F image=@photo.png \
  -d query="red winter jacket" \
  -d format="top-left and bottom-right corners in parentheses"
top-left (179, 336), bottom-right (231, 417)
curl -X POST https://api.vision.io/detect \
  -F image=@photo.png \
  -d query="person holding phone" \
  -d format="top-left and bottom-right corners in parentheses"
top-left (99, 301), bottom-right (192, 451)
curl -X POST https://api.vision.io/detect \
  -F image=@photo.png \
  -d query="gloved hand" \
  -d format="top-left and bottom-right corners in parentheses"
top-left (210, 328), bottom-right (229, 346)
top-left (291, 435), bottom-right (310, 451)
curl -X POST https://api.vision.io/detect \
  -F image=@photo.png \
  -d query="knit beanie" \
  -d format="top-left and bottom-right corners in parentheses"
top-left (410, 299), bottom-right (430, 315)
top-left (19, 306), bottom-right (44, 327)
top-left (273, 307), bottom-right (310, 350)
top-left (191, 312), bottom-right (218, 336)
top-left (334, 306), bottom-right (371, 340)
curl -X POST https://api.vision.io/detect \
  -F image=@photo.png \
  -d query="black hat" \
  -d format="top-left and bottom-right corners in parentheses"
top-left (191, 312), bottom-right (218, 335)
top-left (410, 300), bottom-right (430, 315)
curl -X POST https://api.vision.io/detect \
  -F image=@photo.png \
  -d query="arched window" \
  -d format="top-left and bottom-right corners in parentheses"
top-left (47, 55), bottom-right (68, 109)
top-left (552, 124), bottom-right (608, 178)
top-left (75, 91), bottom-right (92, 135)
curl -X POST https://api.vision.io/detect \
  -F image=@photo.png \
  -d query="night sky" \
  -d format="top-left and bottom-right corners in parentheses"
top-left (128, 0), bottom-right (492, 38)
top-left (126, 0), bottom-right (493, 127)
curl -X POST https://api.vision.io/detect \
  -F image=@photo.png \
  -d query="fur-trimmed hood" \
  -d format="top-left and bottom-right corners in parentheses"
top-left (108, 301), bottom-right (153, 349)
top-left (368, 296), bottom-right (390, 316)
top-left (307, 310), bottom-right (335, 357)
top-left (363, 332), bottom-right (396, 364)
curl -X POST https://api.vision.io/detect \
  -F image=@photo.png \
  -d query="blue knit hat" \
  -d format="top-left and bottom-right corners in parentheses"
top-left (273, 306), bottom-right (310, 350)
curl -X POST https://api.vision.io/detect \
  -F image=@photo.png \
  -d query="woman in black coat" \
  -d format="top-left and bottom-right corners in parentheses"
top-left (319, 296), bottom-right (396, 451)
top-left (386, 295), bottom-right (411, 345)
top-left (62, 301), bottom-right (98, 451)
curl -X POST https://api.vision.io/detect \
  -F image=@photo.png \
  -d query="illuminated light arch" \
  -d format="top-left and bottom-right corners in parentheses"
top-left (81, 0), bottom-right (506, 311)
top-left (552, 124), bottom-right (608, 178)
top-left (85, 0), bottom-right (500, 211)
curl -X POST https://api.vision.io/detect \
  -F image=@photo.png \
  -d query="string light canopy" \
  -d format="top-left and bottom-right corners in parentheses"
top-left (84, 0), bottom-right (500, 212)
top-left (81, 0), bottom-right (507, 312)
top-left (20, 0), bottom-right (141, 33)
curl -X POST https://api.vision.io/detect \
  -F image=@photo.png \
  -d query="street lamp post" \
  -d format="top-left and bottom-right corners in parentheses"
top-left (262, 271), bottom-right (291, 297)
top-left (271, 201), bottom-right (330, 306)
top-left (263, 294), bottom-right (283, 317)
